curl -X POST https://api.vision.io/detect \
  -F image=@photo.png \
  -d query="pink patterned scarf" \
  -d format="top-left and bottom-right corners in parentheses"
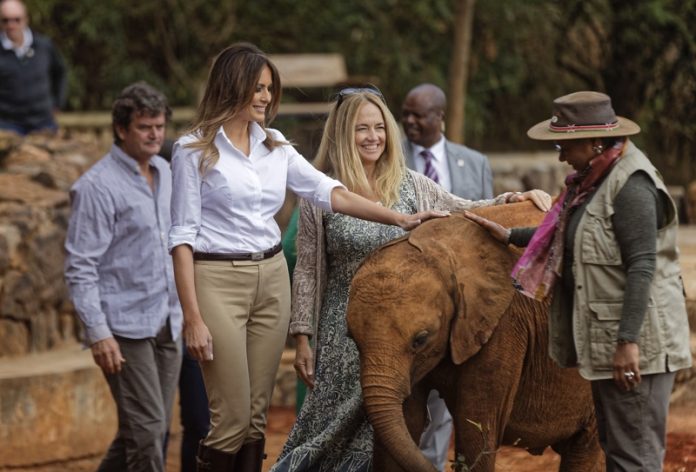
top-left (511, 139), bottom-right (627, 301)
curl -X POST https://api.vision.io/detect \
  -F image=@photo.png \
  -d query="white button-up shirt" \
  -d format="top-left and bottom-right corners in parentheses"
top-left (169, 123), bottom-right (343, 254)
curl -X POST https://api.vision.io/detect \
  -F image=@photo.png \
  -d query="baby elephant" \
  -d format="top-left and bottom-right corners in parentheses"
top-left (346, 202), bottom-right (603, 472)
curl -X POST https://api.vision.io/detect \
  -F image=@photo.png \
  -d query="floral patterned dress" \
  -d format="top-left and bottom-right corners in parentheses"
top-left (270, 178), bottom-right (417, 472)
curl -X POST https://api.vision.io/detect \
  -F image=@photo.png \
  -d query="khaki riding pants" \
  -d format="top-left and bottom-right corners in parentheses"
top-left (194, 252), bottom-right (290, 453)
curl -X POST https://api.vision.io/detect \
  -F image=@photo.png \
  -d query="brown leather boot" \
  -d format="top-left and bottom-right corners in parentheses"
top-left (234, 437), bottom-right (266, 472)
top-left (196, 443), bottom-right (237, 472)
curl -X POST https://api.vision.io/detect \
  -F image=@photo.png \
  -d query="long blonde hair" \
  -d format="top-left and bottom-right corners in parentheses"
top-left (314, 92), bottom-right (405, 208)
top-left (186, 42), bottom-right (285, 174)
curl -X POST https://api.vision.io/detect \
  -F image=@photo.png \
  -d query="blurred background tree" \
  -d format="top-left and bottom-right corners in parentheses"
top-left (25, 0), bottom-right (695, 185)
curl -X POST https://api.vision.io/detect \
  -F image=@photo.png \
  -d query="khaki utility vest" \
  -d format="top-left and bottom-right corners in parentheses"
top-left (548, 142), bottom-right (692, 380)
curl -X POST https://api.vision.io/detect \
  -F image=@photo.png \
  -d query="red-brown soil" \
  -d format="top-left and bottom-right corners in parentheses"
top-left (260, 405), bottom-right (696, 472)
top-left (6, 405), bottom-right (695, 471)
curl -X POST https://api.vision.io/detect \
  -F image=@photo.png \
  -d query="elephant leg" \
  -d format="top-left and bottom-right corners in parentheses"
top-left (551, 419), bottom-right (605, 472)
top-left (451, 356), bottom-right (523, 470)
top-left (373, 382), bottom-right (430, 472)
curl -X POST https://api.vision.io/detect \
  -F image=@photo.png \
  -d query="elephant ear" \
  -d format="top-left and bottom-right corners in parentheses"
top-left (408, 216), bottom-right (518, 365)
top-left (450, 222), bottom-right (518, 364)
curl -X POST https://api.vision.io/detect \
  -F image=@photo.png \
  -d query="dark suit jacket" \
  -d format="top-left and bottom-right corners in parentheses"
top-left (403, 139), bottom-right (493, 200)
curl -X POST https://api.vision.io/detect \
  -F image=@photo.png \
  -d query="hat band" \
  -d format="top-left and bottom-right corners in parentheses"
top-left (549, 121), bottom-right (619, 133)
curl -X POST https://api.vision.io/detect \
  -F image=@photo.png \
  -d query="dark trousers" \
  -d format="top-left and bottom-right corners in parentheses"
top-left (98, 322), bottom-right (182, 472)
top-left (179, 348), bottom-right (211, 472)
top-left (592, 371), bottom-right (676, 472)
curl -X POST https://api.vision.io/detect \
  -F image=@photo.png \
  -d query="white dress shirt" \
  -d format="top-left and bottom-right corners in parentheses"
top-left (169, 123), bottom-right (343, 254)
top-left (410, 136), bottom-right (452, 192)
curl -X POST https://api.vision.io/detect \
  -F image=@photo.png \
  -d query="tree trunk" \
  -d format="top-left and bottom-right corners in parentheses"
top-left (447, 0), bottom-right (477, 144)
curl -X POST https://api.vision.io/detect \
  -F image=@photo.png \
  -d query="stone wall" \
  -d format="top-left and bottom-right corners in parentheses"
top-left (0, 131), bottom-right (101, 357)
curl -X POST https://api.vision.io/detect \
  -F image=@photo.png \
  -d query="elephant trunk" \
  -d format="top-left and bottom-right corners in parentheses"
top-left (362, 374), bottom-right (437, 472)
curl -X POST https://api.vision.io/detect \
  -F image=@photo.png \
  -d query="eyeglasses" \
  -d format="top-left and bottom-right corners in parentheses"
top-left (333, 85), bottom-right (385, 108)
top-left (1, 17), bottom-right (23, 24)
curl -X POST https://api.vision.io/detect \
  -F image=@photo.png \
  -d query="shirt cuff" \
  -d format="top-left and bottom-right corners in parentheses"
top-left (312, 179), bottom-right (345, 213)
top-left (288, 320), bottom-right (313, 337)
top-left (85, 323), bottom-right (113, 345)
top-left (168, 226), bottom-right (198, 253)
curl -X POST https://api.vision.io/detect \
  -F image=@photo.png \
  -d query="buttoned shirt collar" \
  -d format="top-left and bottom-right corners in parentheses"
top-left (412, 135), bottom-right (446, 164)
top-left (411, 136), bottom-right (451, 191)
top-left (1, 27), bottom-right (32, 57)
top-left (111, 143), bottom-right (156, 174)
top-left (217, 121), bottom-right (268, 150)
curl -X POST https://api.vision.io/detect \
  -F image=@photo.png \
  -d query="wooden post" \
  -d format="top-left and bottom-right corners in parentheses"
top-left (447, 0), bottom-right (476, 144)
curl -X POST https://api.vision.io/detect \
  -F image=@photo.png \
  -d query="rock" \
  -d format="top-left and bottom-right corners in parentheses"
top-left (0, 174), bottom-right (68, 207)
top-left (0, 319), bottom-right (29, 357)
top-left (0, 346), bottom-right (116, 466)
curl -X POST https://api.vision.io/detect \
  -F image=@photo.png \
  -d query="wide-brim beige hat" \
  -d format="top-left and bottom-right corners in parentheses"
top-left (527, 91), bottom-right (640, 141)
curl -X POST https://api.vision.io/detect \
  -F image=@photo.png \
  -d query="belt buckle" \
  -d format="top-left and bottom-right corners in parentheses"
top-left (250, 251), bottom-right (264, 261)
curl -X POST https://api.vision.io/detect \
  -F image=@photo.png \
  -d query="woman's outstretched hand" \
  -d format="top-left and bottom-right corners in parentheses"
top-left (463, 210), bottom-right (511, 245)
top-left (508, 189), bottom-right (553, 212)
top-left (396, 210), bottom-right (450, 231)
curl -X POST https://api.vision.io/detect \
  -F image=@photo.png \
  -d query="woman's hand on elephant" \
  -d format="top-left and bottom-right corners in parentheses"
top-left (507, 189), bottom-right (553, 212)
top-left (396, 209), bottom-right (450, 231)
top-left (463, 210), bottom-right (511, 245)
top-left (294, 335), bottom-right (315, 389)
top-left (612, 342), bottom-right (641, 391)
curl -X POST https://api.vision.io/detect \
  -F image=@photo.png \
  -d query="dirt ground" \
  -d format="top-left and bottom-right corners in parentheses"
top-left (264, 405), bottom-right (696, 471)
top-left (10, 403), bottom-right (694, 472)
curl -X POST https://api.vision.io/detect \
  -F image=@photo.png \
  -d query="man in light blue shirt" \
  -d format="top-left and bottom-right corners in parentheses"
top-left (64, 82), bottom-right (182, 472)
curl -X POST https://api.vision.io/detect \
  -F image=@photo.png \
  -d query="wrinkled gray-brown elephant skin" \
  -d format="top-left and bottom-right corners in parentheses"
top-left (346, 201), bottom-right (604, 472)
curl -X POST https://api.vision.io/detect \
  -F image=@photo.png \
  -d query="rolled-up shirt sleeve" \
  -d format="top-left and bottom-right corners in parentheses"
top-left (64, 182), bottom-right (115, 344)
top-left (285, 146), bottom-right (344, 212)
top-left (168, 141), bottom-right (202, 252)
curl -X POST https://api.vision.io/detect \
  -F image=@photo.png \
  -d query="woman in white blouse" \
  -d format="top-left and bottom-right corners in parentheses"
top-left (168, 42), bottom-right (445, 471)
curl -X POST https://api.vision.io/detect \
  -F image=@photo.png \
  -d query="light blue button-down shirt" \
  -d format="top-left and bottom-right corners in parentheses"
top-left (169, 124), bottom-right (343, 254)
top-left (64, 144), bottom-right (182, 345)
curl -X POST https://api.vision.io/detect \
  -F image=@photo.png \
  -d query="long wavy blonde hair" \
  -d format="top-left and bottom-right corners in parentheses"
top-left (185, 42), bottom-right (285, 174)
top-left (314, 92), bottom-right (405, 208)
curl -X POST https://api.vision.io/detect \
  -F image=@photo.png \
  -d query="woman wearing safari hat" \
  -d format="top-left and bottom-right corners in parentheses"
top-left (466, 91), bottom-right (692, 471)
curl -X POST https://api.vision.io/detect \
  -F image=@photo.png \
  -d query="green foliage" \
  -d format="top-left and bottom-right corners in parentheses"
top-left (23, 0), bottom-right (696, 185)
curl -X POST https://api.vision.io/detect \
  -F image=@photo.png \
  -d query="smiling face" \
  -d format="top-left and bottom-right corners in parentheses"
top-left (555, 138), bottom-right (598, 171)
top-left (401, 89), bottom-right (444, 148)
top-left (354, 102), bottom-right (387, 168)
top-left (237, 65), bottom-right (272, 124)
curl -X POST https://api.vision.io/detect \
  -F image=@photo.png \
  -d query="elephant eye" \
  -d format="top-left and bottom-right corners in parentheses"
top-left (411, 330), bottom-right (429, 350)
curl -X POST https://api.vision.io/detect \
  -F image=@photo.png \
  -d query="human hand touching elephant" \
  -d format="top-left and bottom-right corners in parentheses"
top-left (507, 189), bottom-right (553, 211)
top-left (294, 334), bottom-right (316, 389)
top-left (463, 210), bottom-right (512, 244)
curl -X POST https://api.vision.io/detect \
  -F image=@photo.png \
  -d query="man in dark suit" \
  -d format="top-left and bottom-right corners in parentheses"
top-left (402, 83), bottom-right (493, 200)
top-left (401, 83), bottom-right (493, 471)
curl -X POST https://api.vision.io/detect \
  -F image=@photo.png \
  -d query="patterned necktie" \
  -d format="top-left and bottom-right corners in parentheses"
top-left (419, 149), bottom-right (439, 184)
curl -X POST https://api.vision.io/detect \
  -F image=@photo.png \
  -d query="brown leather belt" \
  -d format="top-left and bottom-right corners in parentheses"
top-left (193, 243), bottom-right (283, 262)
